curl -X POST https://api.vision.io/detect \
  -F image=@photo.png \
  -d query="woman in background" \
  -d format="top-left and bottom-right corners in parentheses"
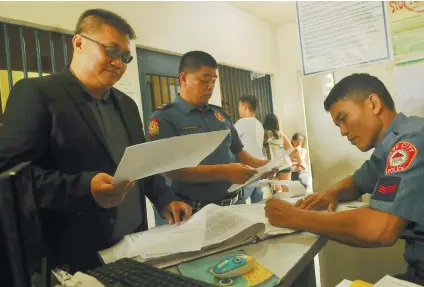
top-left (291, 132), bottom-right (310, 188)
top-left (263, 114), bottom-right (297, 192)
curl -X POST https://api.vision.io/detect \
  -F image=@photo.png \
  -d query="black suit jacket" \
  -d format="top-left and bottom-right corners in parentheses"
top-left (0, 70), bottom-right (175, 271)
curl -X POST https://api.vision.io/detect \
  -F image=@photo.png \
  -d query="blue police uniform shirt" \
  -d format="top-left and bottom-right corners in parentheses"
top-left (352, 113), bottom-right (424, 265)
top-left (148, 96), bottom-right (244, 202)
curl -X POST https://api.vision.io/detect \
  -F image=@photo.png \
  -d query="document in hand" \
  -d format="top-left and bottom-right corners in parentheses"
top-left (227, 148), bottom-right (295, 193)
top-left (113, 130), bottom-right (229, 183)
top-left (98, 203), bottom-right (297, 266)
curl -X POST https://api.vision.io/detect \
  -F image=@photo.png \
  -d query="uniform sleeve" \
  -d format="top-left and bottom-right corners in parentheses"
top-left (352, 155), bottom-right (380, 195)
top-left (147, 111), bottom-right (177, 142)
top-left (143, 174), bottom-right (178, 214)
top-left (370, 132), bottom-right (424, 226)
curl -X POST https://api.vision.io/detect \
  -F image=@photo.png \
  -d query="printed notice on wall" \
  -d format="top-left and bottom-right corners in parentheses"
top-left (388, 1), bottom-right (424, 66)
top-left (296, 1), bottom-right (390, 75)
top-left (394, 63), bottom-right (424, 118)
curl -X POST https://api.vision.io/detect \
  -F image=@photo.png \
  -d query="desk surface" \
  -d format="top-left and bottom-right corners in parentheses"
top-left (166, 232), bottom-right (327, 286)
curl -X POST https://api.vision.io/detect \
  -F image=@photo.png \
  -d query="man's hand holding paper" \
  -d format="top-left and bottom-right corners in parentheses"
top-left (91, 173), bottom-right (135, 209)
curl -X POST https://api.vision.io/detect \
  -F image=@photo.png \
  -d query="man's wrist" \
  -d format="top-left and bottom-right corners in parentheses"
top-left (289, 207), bottom-right (306, 229)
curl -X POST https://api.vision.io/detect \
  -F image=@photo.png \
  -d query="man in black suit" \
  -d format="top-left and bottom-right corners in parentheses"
top-left (0, 9), bottom-right (192, 272)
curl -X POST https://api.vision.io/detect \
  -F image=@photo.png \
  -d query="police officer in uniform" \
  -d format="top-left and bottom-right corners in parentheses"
top-left (148, 51), bottom-right (275, 214)
top-left (265, 73), bottom-right (424, 284)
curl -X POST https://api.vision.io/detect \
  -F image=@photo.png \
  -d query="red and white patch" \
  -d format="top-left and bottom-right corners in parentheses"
top-left (385, 141), bottom-right (417, 174)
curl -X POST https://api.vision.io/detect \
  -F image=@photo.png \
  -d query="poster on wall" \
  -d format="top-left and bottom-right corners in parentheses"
top-left (394, 63), bottom-right (424, 117)
top-left (296, 1), bottom-right (390, 76)
top-left (388, 1), bottom-right (424, 66)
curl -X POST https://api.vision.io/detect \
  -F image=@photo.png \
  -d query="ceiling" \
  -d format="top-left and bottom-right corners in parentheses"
top-left (228, 1), bottom-right (297, 26)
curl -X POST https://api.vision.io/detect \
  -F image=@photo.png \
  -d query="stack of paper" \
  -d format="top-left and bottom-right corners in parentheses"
top-left (336, 275), bottom-right (421, 287)
top-left (125, 210), bottom-right (208, 259)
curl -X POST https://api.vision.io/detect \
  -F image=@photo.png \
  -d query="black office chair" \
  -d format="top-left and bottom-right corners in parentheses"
top-left (0, 162), bottom-right (48, 287)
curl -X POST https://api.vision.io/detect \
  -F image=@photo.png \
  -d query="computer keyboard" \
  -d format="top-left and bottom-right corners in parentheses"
top-left (87, 258), bottom-right (214, 287)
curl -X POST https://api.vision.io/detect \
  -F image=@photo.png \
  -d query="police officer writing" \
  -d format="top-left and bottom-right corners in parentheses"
top-left (148, 51), bottom-right (276, 213)
top-left (0, 9), bottom-right (191, 272)
top-left (265, 73), bottom-right (424, 284)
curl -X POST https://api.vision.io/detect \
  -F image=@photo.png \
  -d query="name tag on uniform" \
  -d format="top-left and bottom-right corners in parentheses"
top-left (371, 176), bottom-right (401, 202)
top-left (182, 125), bottom-right (201, 130)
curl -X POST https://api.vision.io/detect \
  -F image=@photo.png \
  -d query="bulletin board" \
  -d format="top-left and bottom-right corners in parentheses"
top-left (296, 1), bottom-right (390, 76)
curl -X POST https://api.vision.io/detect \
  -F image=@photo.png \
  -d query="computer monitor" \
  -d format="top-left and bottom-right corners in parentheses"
top-left (0, 162), bottom-right (46, 287)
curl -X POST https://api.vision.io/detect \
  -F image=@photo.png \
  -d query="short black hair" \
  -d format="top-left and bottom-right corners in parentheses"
top-left (179, 51), bottom-right (218, 74)
top-left (324, 73), bottom-right (395, 112)
top-left (239, 95), bottom-right (257, 112)
top-left (76, 9), bottom-right (136, 40)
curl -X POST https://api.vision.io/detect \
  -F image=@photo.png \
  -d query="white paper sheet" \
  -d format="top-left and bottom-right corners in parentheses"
top-left (113, 130), bottom-right (229, 183)
top-left (227, 148), bottom-right (295, 193)
top-left (374, 275), bottom-right (422, 287)
top-left (225, 203), bottom-right (296, 236)
top-left (335, 279), bottom-right (353, 287)
top-left (130, 209), bottom-right (208, 259)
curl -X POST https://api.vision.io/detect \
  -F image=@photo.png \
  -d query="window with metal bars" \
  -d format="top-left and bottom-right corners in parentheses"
top-left (146, 74), bottom-right (180, 112)
top-left (0, 21), bottom-right (73, 118)
top-left (218, 65), bottom-right (273, 124)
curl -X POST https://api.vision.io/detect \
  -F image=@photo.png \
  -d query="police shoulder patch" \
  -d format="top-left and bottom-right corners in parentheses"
top-left (386, 141), bottom-right (417, 175)
top-left (148, 117), bottom-right (160, 137)
top-left (214, 112), bottom-right (225, 122)
top-left (154, 102), bottom-right (173, 111)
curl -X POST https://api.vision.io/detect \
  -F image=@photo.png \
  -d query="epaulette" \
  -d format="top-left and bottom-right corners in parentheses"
top-left (209, 104), bottom-right (225, 111)
top-left (154, 102), bottom-right (173, 111)
top-left (209, 104), bottom-right (231, 119)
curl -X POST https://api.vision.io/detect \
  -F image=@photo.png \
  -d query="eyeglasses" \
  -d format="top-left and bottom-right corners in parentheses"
top-left (80, 34), bottom-right (133, 64)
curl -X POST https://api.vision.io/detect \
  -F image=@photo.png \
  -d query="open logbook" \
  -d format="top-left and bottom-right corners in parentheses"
top-left (98, 203), bottom-right (298, 268)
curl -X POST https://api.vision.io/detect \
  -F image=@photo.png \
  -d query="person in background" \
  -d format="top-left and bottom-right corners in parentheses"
top-left (265, 73), bottom-right (424, 285)
top-left (291, 133), bottom-right (310, 188)
top-left (234, 95), bottom-right (264, 204)
top-left (263, 114), bottom-right (298, 192)
top-left (0, 9), bottom-right (191, 272)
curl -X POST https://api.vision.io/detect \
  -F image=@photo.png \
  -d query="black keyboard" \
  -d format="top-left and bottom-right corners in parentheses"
top-left (87, 258), bottom-right (214, 287)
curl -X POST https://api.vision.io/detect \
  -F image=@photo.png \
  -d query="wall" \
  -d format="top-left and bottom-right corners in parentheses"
top-left (273, 22), bottom-right (306, 138)
top-left (274, 20), bottom-right (407, 287)
top-left (0, 1), bottom-right (277, 118)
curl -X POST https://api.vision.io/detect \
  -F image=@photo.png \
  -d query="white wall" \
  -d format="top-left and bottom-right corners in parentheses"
top-left (273, 22), bottom-right (306, 138)
top-left (0, 1), bottom-right (277, 115)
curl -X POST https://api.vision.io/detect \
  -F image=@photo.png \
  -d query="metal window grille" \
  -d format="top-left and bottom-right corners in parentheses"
top-left (146, 74), bottom-right (180, 112)
top-left (0, 21), bottom-right (73, 119)
top-left (218, 65), bottom-right (273, 124)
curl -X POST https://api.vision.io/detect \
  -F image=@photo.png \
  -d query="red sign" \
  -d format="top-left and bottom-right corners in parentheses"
top-left (386, 141), bottom-right (417, 174)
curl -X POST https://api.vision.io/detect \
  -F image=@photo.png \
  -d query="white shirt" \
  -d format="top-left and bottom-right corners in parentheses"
top-left (266, 130), bottom-right (292, 169)
top-left (234, 117), bottom-right (264, 159)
